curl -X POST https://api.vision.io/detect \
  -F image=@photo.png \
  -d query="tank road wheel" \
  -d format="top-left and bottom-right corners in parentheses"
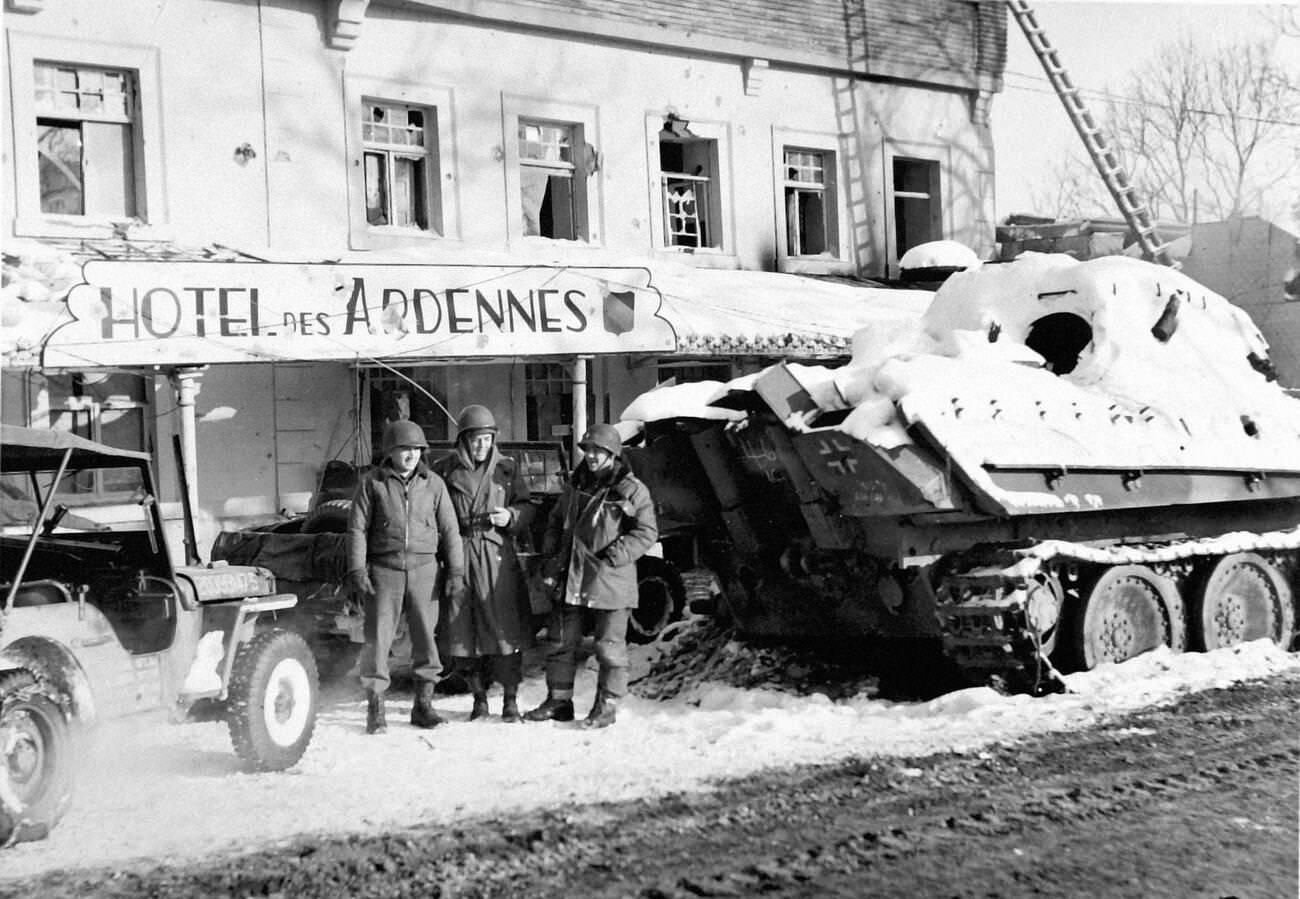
top-left (0, 671), bottom-right (74, 847)
top-left (1192, 553), bottom-right (1295, 652)
top-left (629, 557), bottom-right (686, 645)
top-left (226, 629), bottom-right (319, 772)
top-left (1024, 572), bottom-right (1064, 658)
top-left (1075, 565), bottom-right (1186, 670)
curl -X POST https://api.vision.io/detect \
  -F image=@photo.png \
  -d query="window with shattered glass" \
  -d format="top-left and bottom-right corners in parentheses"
top-left (518, 119), bottom-right (586, 241)
top-left (362, 101), bottom-right (439, 232)
top-left (783, 148), bottom-right (836, 257)
top-left (34, 62), bottom-right (138, 218)
top-left (659, 122), bottom-right (720, 250)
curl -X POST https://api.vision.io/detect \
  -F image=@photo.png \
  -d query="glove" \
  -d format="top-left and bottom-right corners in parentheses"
top-left (443, 575), bottom-right (467, 603)
top-left (348, 569), bottom-right (375, 600)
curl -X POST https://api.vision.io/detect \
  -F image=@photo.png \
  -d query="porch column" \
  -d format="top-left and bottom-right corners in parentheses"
top-left (170, 365), bottom-right (207, 525)
top-left (572, 355), bottom-right (590, 443)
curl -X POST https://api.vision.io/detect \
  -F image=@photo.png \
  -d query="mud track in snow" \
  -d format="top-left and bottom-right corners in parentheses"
top-left (4, 670), bottom-right (1297, 899)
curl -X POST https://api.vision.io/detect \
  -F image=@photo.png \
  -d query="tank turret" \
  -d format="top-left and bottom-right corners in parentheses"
top-left (621, 254), bottom-right (1300, 693)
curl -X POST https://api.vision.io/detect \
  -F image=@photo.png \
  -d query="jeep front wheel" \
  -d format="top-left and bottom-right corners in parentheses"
top-left (226, 629), bottom-right (319, 772)
top-left (1, 671), bottom-right (74, 847)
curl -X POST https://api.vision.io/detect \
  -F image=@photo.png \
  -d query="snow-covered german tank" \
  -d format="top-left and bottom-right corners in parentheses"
top-left (620, 253), bottom-right (1300, 693)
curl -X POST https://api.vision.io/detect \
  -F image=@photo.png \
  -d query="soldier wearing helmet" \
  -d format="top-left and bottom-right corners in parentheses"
top-left (432, 405), bottom-right (535, 722)
top-left (524, 422), bottom-right (658, 728)
top-left (347, 419), bottom-right (464, 734)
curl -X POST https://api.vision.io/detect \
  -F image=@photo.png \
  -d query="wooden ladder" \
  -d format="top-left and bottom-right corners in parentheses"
top-left (1007, 0), bottom-right (1173, 266)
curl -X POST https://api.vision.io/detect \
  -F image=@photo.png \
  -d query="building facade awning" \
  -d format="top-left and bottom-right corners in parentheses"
top-left (2, 239), bottom-right (932, 370)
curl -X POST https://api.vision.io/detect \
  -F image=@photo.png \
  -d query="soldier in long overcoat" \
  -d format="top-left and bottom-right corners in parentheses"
top-left (524, 423), bottom-right (657, 728)
top-left (433, 405), bottom-right (535, 721)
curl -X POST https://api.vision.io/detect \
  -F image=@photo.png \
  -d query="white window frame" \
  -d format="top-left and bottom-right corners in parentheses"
top-left (524, 361), bottom-right (574, 441)
top-left (502, 95), bottom-right (601, 247)
top-left (26, 371), bottom-right (153, 502)
top-left (646, 113), bottom-right (734, 258)
top-left (771, 129), bottom-right (852, 275)
top-left (884, 140), bottom-right (950, 275)
top-left (360, 101), bottom-right (437, 232)
top-left (517, 117), bottom-right (587, 242)
top-left (344, 74), bottom-right (458, 249)
top-left (8, 32), bottom-right (168, 240)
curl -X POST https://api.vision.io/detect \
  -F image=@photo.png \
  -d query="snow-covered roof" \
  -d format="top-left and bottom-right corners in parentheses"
top-left (651, 265), bottom-right (931, 358)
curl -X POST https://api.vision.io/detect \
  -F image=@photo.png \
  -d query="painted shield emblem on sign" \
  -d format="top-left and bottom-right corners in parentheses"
top-left (601, 286), bottom-right (636, 335)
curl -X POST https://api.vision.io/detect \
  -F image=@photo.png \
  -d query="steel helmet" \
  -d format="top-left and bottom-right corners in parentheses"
top-left (381, 419), bottom-right (428, 455)
top-left (456, 404), bottom-right (498, 434)
top-left (578, 423), bottom-right (622, 457)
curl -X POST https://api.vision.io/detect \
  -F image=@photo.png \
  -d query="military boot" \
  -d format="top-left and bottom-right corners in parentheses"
top-left (523, 693), bottom-right (574, 722)
top-left (466, 669), bottom-right (489, 721)
top-left (366, 692), bottom-right (387, 735)
top-left (501, 691), bottom-right (522, 723)
top-left (410, 681), bottom-right (445, 729)
top-left (582, 691), bottom-right (617, 729)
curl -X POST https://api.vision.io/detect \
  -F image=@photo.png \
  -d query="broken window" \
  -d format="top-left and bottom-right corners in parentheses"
top-left (34, 62), bottom-right (138, 218)
top-left (518, 119), bottom-right (587, 240)
top-left (362, 101), bottom-right (439, 232)
top-left (659, 117), bottom-right (720, 250)
top-left (784, 148), bottom-right (836, 256)
top-left (892, 157), bottom-right (942, 259)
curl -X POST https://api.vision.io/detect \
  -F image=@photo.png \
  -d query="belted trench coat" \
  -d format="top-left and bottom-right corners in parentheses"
top-left (433, 445), bottom-right (535, 656)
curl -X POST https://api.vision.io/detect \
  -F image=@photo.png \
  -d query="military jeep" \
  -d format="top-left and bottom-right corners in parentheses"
top-left (0, 425), bottom-right (319, 846)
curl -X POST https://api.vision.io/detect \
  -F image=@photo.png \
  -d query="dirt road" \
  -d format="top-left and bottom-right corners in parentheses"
top-left (5, 669), bottom-right (1295, 899)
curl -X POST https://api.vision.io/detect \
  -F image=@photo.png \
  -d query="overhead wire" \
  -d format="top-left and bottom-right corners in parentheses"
top-left (1001, 69), bottom-right (1300, 129)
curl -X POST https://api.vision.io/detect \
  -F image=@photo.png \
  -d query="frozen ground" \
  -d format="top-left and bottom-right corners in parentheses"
top-left (3, 632), bottom-right (1297, 881)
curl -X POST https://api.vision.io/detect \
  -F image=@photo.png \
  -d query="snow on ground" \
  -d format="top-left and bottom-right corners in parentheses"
top-left (3, 636), bottom-right (1297, 880)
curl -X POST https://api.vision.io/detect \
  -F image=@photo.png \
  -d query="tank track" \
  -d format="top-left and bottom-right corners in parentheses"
top-left (935, 528), bottom-right (1300, 696)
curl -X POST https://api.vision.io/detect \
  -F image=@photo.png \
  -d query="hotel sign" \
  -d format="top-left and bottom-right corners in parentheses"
top-left (43, 261), bottom-right (678, 367)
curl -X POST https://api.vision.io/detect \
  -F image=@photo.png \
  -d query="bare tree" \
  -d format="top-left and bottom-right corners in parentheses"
top-left (1028, 151), bottom-right (1111, 219)
top-left (1029, 31), bottom-right (1300, 224)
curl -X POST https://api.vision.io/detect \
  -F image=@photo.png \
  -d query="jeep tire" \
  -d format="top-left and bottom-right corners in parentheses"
top-left (0, 671), bottom-right (74, 847)
top-left (226, 629), bottom-right (319, 772)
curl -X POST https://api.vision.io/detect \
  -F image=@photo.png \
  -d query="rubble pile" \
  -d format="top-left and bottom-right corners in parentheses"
top-left (631, 618), bottom-right (880, 701)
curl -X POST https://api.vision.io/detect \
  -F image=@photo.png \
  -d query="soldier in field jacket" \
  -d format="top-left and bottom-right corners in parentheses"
top-left (524, 423), bottom-right (657, 729)
top-left (347, 419), bottom-right (464, 735)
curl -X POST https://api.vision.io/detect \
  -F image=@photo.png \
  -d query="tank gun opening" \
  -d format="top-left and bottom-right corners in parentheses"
top-left (1025, 312), bottom-right (1092, 374)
